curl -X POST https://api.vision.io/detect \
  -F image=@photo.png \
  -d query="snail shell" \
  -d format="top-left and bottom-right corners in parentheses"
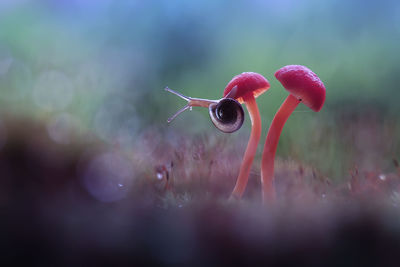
top-left (209, 98), bottom-right (244, 133)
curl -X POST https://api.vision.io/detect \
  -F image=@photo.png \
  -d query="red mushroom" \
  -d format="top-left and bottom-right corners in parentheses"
top-left (165, 72), bottom-right (269, 199)
top-left (260, 65), bottom-right (326, 203)
top-left (223, 72), bottom-right (270, 199)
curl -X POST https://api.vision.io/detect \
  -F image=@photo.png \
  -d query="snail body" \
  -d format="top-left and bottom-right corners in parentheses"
top-left (165, 87), bottom-right (245, 133)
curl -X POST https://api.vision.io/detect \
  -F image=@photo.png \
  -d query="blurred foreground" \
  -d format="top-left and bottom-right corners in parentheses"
top-left (1, 114), bottom-right (400, 266)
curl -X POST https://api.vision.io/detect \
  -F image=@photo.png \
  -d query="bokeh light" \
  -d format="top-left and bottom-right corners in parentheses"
top-left (82, 152), bottom-right (134, 203)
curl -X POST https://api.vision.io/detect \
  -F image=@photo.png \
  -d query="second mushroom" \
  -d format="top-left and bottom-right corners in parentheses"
top-left (260, 65), bottom-right (326, 203)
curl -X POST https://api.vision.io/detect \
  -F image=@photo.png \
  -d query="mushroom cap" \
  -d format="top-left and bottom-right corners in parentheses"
top-left (275, 65), bottom-right (326, 112)
top-left (223, 72), bottom-right (270, 104)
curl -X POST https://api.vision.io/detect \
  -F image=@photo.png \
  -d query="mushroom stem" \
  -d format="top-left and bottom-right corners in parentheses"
top-left (231, 95), bottom-right (261, 199)
top-left (261, 94), bottom-right (300, 203)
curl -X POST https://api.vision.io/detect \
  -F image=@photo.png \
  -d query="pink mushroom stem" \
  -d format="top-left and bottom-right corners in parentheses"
top-left (230, 94), bottom-right (261, 199)
top-left (261, 94), bottom-right (300, 203)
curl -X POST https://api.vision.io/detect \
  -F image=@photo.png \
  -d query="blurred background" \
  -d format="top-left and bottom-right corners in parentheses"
top-left (0, 0), bottom-right (400, 188)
